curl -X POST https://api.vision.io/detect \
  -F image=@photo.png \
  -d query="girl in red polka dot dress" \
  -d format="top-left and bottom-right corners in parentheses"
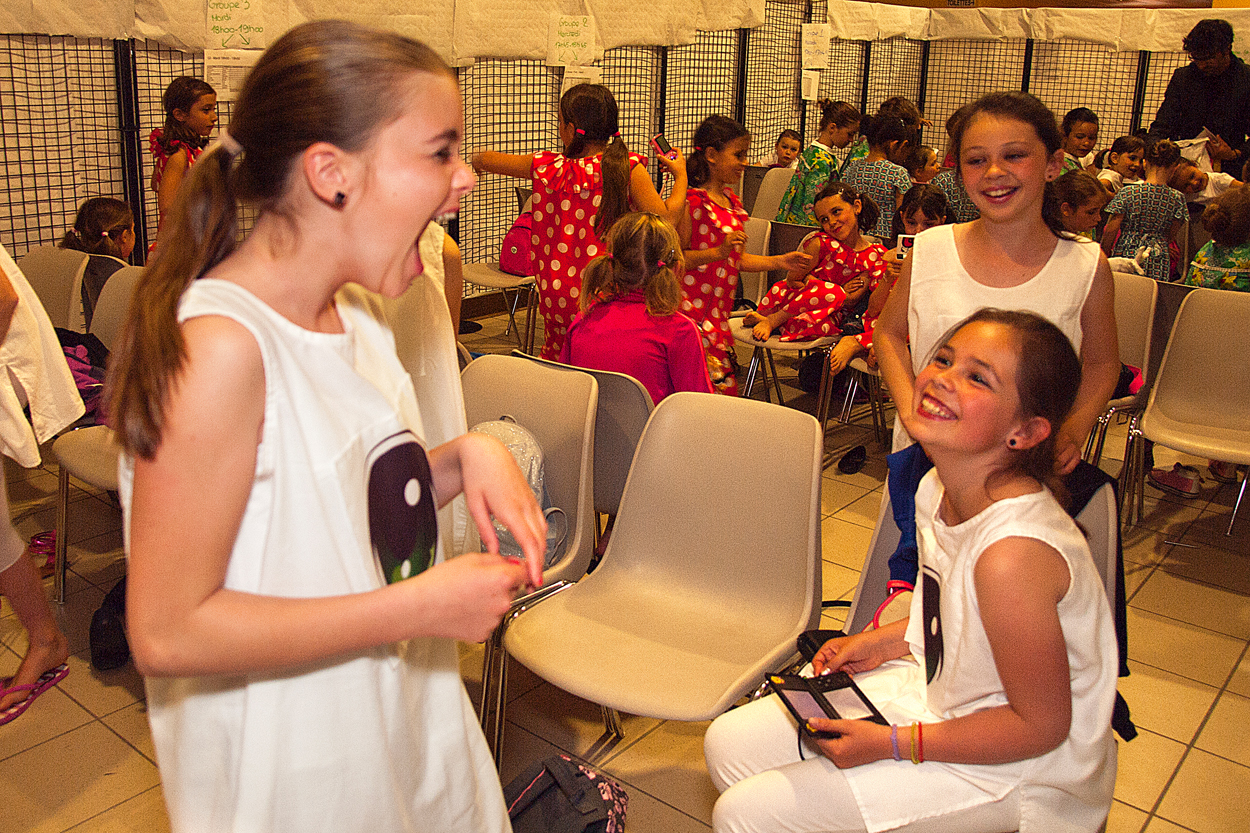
top-left (473, 84), bottom-right (688, 359)
top-left (743, 182), bottom-right (887, 359)
top-left (678, 116), bottom-right (811, 395)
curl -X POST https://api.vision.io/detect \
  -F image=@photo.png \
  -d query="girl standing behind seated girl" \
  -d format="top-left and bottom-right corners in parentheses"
top-left (473, 84), bottom-right (687, 360)
top-left (706, 309), bottom-right (1118, 833)
top-left (149, 76), bottom-right (216, 242)
top-left (58, 197), bottom-right (135, 329)
top-left (841, 113), bottom-right (917, 240)
top-left (1094, 135), bottom-right (1145, 196)
top-left (743, 182), bottom-right (885, 346)
top-left (680, 116), bottom-right (812, 395)
top-left (1102, 139), bottom-right (1189, 282)
top-left (561, 212), bottom-right (712, 404)
top-left (775, 100), bottom-right (861, 226)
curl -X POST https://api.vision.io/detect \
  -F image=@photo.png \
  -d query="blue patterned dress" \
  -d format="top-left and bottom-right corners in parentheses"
top-left (1105, 182), bottom-right (1188, 282)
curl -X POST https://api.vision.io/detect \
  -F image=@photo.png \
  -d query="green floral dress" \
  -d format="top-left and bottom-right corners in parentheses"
top-left (775, 142), bottom-right (837, 226)
top-left (1185, 239), bottom-right (1250, 293)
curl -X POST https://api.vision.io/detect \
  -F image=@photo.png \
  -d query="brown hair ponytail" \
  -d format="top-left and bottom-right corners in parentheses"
top-left (107, 20), bottom-right (453, 459)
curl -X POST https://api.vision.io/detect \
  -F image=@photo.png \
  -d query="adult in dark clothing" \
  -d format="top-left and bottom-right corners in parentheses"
top-left (1149, 19), bottom-right (1250, 175)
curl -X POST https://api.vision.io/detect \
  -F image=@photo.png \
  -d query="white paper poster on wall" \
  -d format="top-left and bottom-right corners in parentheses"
top-left (205, 49), bottom-right (262, 102)
top-left (207, 0), bottom-right (268, 50)
top-left (547, 14), bottom-right (597, 67)
top-left (801, 70), bottom-right (821, 102)
top-left (801, 23), bottom-right (831, 69)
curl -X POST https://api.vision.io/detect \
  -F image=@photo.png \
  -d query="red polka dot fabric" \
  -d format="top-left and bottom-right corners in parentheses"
top-left (679, 188), bottom-right (748, 396)
top-left (529, 151), bottom-right (646, 360)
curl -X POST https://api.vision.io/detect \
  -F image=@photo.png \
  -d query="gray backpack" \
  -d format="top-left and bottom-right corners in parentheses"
top-left (470, 416), bottom-right (569, 568)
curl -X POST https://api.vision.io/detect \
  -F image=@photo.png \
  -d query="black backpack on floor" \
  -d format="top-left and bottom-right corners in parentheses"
top-left (503, 754), bottom-right (627, 833)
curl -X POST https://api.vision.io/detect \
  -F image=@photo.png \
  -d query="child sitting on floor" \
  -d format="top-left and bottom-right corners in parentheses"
top-left (562, 212), bottom-right (712, 405)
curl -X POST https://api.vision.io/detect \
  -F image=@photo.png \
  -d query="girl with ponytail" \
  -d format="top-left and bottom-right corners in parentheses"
top-left (109, 20), bottom-right (545, 833)
top-left (1101, 138), bottom-right (1189, 281)
top-left (680, 115), bottom-right (812, 395)
top-left (473, 83), bottom-right (688, 359)
top-left (562, 211), bottom-right (712, 404)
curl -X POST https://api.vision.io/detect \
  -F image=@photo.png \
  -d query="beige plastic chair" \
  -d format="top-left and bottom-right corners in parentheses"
top-left (462, 355), bottom-right (599, 750)
top-left (844, 483), bottom-right (1119, 636)
top-left (16, 246), bottom-right (89, 332)
top-left (491, 392), bottom-right (823, 758)
top-left (730, 318), bottom-right (835, 428)
top-left (49, 265), bottom-right (142, 602)
top-left (751, 166), bottom-right (796, 220)
top-left (838, 357), bottom-right (891, 449)
top-left (1083, 270), bottom-right (1157, 467)
top-left (737, 216), bottom-right (772, 308)
top-left (1121, 288), bottom-right (1250, 534)
top-left (511, 352), bottom-right (654, 521)
top-left (463, 195), bottom-right (538, 350)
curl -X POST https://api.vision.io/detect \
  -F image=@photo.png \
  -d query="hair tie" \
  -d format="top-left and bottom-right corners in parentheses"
top-left (216, 128), bottom-right (243, 158)
top-left (575, 128), bottom-right (586, 136)
top-left (101, 230), bottom-right (111, 238)
top-left (613, 130), bottom-right (622, 138)
top-left (656, 259), bottom-right (666, 268)
top-left (693, 146), bottom-right (703, 153)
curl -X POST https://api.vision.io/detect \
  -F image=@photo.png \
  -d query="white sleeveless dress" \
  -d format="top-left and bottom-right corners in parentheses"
top-left (895, 224), bottom-right (1099, 449)
top-left (120, 279), bottom-right (508, 833)
top-left (842, 470), bottom-right (1118, 833)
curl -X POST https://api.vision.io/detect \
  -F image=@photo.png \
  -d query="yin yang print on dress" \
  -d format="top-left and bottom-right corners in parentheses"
top-left (367, 431), bottom-right (438, 584)
top-left (921, 563), bottom-right (944, 684)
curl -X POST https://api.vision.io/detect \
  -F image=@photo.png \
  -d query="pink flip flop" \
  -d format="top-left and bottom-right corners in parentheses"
top-left (0, 664), bottom-right (69, 726)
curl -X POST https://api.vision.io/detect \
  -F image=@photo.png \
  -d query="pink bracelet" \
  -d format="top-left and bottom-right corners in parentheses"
top-left (889, 724), bottom-right (901, 761)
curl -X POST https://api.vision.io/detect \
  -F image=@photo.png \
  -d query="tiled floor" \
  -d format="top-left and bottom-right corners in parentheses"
top-left (2, 308), bottom-right (1249, 832)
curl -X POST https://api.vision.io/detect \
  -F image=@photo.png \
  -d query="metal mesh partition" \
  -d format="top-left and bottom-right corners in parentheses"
top-left (600, 46), bottom-right (662, 166)
top-left (923, 39), bottom-right (1029, 145)
top-left (663, 30), bottom-right (741, 155)
top-left (1028, 39), bottom-right (1140, 142)
top-left (744, 0), bottom-right (806, 157)
top-left (811, 38), bottom-right (865, 150)
top-left (0, 35), bottom-right (122, 257)
top-left (1140, 50), bottom-right (1188, 135)
top-left (0, 27), bottom-right (1214, 278)
top-left (459, 59), bottom-right (561, 268)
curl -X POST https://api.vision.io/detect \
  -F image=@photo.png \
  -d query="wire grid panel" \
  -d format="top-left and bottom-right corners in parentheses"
top-left (1139, 50), bottom-right (1188, 135)
top-left (0, 35), bottom-right (122, 256)
top-left (459, 59), bottom-right (561, 268)
top-left (865, 38), bottom-right (924, 116)
top-left (663, 30), bottom-right (741, 157)
top-left (923, 39), bottom-right (1029, 147)
top-left (599, 46), bottom-right (662, 175)
top-left (1028, 40), bottom-right (1140, 142)
top-left (809, 38), bottom-right (865, 149)
top-left (743, 0), bottom-right (806, 158)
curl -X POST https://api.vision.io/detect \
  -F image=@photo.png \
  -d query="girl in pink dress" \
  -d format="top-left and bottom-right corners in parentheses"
top-left (678, 116), bottom-right (811, 395)
top-left (473, 84), bottom-right (688, 359)
top-left (743, 182), bottom-right (887, 346)
top-left (562, 212), bottom-right (712, 405)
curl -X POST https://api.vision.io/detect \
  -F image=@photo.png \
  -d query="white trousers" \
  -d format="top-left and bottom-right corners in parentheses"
top-left (704, 695), bottom-right (1021, 833)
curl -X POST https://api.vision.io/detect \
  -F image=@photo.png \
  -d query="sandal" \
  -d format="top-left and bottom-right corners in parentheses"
top-left (28, 531), bottom-right (55, 580)
top-left (0, 663), bottom-right (69, 726)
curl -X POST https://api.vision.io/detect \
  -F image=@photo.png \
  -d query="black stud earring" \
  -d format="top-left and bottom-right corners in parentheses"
top-left (1008, 439), bottom-right (1018, 448)
top-left (333, 192), bottom-right (346, 207)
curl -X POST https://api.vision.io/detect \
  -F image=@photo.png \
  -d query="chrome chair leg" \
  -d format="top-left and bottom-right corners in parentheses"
top-left (1229, 474), bottom-right (1248, 536)
top-left (600, 705), bottom-right (625, 741)
top-left (54, 466), bottom-right (70, 604)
